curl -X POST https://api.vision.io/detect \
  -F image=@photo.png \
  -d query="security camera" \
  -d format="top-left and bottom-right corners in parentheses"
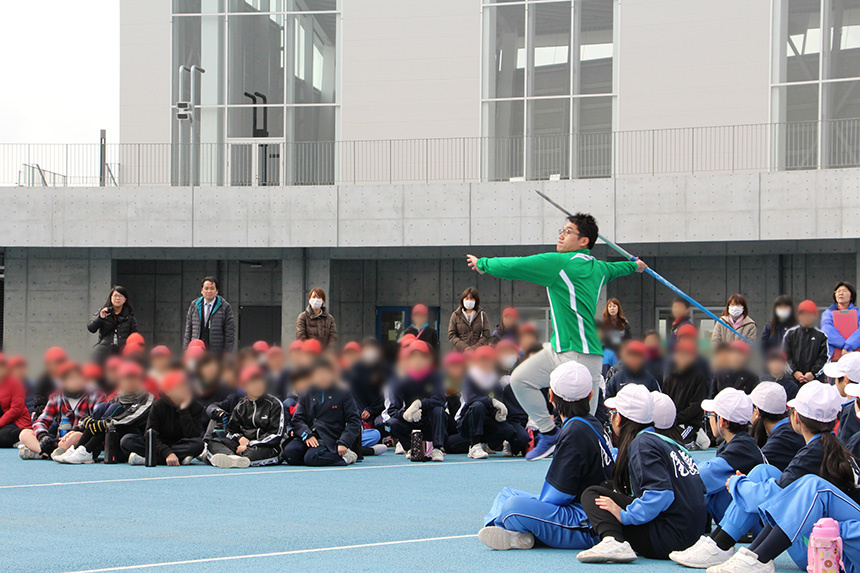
top-left (176, 111), bottom-right (192, 120)
top-left (177, 101), bottom-right (191, 110)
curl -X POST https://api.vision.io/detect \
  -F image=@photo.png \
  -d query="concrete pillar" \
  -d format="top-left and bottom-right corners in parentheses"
top-left (281, 253), bottom-right (305, 344)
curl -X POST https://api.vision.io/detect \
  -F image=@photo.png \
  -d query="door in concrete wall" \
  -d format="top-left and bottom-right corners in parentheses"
top-left (376, 306), bottom-right (440, 361)
top-left (239, 306), bottom-right (282, 347)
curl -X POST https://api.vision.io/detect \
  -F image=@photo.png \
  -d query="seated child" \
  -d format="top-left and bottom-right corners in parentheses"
top-left (383, 340), bottom-right (447, 462)
top-left (711, 341), bottom-right (759, 396)
top-left (651, 391), bottom-right (684, 444)
top-left (661, 339), bottom-right (709, 448)
top-left (122, 370), bottom-right (205, 466)
top-left (57, 361), bottom-right (154, 464)
top-left (282, 358), bottom-right (361, 466)
top-left (480, 361), bottom-right (614, 550)
top-left (698, 388), bottom-right (764, 525)
top-left (441, 352), bottom-right (470, 455)
top-left (823, 352), bottom-right (860, 444)
top-left (456, 346), bottom-right (529, 460)
top-left (18, 361), bottom-right (105, 460)
top-left (605, 341), bottom-right (661, 398)
top-left (749, 381), bottom-right (804, 472)
top-left (206, 365), bottom-right (284, 468)
top-left (0, 355), bottom-right (32, 448)
top-left (495, 340), bottom-right (531, 456)
top-left (759, 349), bottom-right (798, 400)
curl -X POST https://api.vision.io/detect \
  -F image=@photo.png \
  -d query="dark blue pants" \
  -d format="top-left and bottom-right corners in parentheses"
top-left (388, 405), bottom-right (447, 448)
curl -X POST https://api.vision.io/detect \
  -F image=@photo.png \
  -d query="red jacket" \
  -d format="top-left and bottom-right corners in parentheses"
top-left (0, 376), bottom-right (32, 429)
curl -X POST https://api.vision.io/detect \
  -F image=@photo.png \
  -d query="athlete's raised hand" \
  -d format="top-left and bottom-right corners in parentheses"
top-left (466, 254), bottom-right (483, 274)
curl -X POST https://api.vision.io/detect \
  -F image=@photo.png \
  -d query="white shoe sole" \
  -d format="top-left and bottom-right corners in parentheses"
top-left (577, 549), bottom-right (637, 564)
top-left (128, 453), bottom-right (145, 466)
top-left (210, 453), bottom-right (251, 469)
top-left (19, 447), bottom-right (43, 460)
top-left (478, 526), bottom-right (534, 550)
top-left (670, 553), bottom-right (732, 569)
top-left (526, 443), bottom-right (556, 461)
top-left (51, 448), bottom-right (68, 462)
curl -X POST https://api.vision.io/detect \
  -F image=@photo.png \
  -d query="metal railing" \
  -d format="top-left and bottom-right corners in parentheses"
top-left (2, 119), bottom-right (859, 187)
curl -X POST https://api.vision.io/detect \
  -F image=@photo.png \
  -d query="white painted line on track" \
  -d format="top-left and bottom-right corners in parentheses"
top-left (63, 534), bottom-right (479, 572)
top-left (0, 458), bottom-right (522, 490)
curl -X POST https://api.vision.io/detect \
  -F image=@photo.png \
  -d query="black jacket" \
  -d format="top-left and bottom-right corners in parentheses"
top-left (291, 386), bottom-right (361, 452)
top-left (761, 320), bottom-right (796, 356)
top-left (384, 371), bottom-right (446, 422)
top-left (605, 366), bottom-right (660, 399)
top-left (348, 361), bottom-right (390, 421)
top-left (225, 394), bottom-right (285, 448)
top-left (87, 306), bottom-right (139, 361)
top-left (404, 325), bottom-right (439, 351)
top-left (107, 392), bottom-right (155, 432)
top-left (782, 325), bottom-right (829, 380)
top-left (146, 397), bottom-right (204, 459)
top-left (760, 373), bottom-right (799, 401)
top-left (711, 368), bottom-right (759, 397)
top-left (206, 390), bottom-right (246, 420)
top-left (661, 363), bottom-right (709, 428)
top-left (183, 296), bottom-right (235, 355)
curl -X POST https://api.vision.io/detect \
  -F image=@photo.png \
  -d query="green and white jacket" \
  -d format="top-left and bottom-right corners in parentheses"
top-left (477, 249), bottom-right (637, 356)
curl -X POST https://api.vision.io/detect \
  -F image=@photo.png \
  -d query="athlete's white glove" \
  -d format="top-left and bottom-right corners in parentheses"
top-left (492, 399), bottom-right (508, 422)
top-left (403, 400), bottom-right (422, 423)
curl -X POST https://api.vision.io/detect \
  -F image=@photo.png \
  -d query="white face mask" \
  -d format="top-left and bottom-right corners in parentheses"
top-left (309, 298), bottom-right (323, 310)
top-left (463, 299), bottom-right (476, 310)
top-left (728, 305), bottom-right (744, 318)
top-left (361, 348), bottom-right (380, 364)
top-left (468, 366), bottom-right (497, 391)
top-left (500, 354), bottom-right (518, 370)
top-left (775, 307), bottom-right (791, 321)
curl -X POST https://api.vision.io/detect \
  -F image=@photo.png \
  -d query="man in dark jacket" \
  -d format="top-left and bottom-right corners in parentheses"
top-left (605, 340), bottom-right (661, 398)
top-left (282, 358), bottom-right (361, 466)
top-left (783, 300), bottom-right (829, 384)
top-left (183, 277), bottom-right (235, 356)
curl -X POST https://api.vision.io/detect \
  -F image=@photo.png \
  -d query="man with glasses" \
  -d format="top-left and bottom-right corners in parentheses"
top-left (466, 212), bottom-right (646, 460)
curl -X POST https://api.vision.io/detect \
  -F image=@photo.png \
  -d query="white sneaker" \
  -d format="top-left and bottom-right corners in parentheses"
top-left (394, 442), bottom-right (405, 455)
top-left (128, 452), bottom-right (146, 465)
top-left (342, 449), bottom-right (358, 465)
top-left (695, 428), bottom-right (711, 450)
top-left (18, 444), bottom-right (43, 460)
top-left (181, 456), bottom-right (194, 466)
top-left (50, 446), bottom-right (68, 462)
top-left (371, 444), bottom-right (388, 455)
top-left (210, 453), bottom-right (251, 469)
top-left (576, 537), bottom-right (637, 563)
top-left (63, 447), bottom-right (94, 464)
top-left (430, 448), bottom-right (445, 462)
top-left (478, 526), bottom-right (535, 550)
top-left (705, 548), bottom-right (774, 573)
top-left (197, 444), bottom-right (209, 462)
top-left (502, 441), bottom-right (514, 457)
top-left (670, 536), bottom-right (735, 569)
top-left (468, 443), bottom-right (489, 459)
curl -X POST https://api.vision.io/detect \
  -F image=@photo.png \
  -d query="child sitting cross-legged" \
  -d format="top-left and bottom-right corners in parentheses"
top-left (479, 361), bottom-right (615, 550)
top-left (282, 357), bottom-right (361, 466)
top-left (205, 365), bottom-right (285, 468)
top-left (122, 369), bottom-right (205, 466)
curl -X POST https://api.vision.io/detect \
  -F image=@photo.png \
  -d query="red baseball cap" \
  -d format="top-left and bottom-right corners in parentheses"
top-left (57, 360), bottom-right (79, 378)
top-left (44, 346), bottom-right (67, 364)
top-left (625, 340), bottom-right (647, 356)
top-left (7, 355), bottom-right (26, 368)
top-left (676, 324), bottom-right (698, 339)
top-left (150, 345), bottom-right (171, 358)
top-left (160, 370), bottom-right (186, 394)
top-left (518, 323), bottom-right (537, 336)
top-left (343, 341), bottom-right (361, 353)
top-left (729, 340), bottom-right (751, 355)
top-left (119, 361), bottom-right (144, 379)
top-left (81, 363), bottom-right (103, 380)
top-left (502, 307), bottom-right (519, 319)
top-left (240, 365), bottom-right (264, 385)
top-left (674, 339), bottom-right (697, 355)
top-left (126, 332), bottom-right (145, 347)
top-left (473, 345), bottom-right (497, 361)
top-left (252, 340), bottom-right (270, 353)
top-left (301, 339), bottom-right (323, 355)
top-left (443, 352), bottom-right (466, 366)
top-left (496, 339), bottom-right (519, 353)
top-left (184, 346), bottom-right (205, 360)
top-left (288, 340), bottom-right (304, 352)
top-left (412, 304), bottom-right (428, 315)
top-left (798, 300), bottom-right (818, 314)
top-left (188, 339), bottom-right (206, 350)
top-left (400, 334), bottom-right (417, 346)
top-left (266, 345), bottom-right (284, 357)
top-left (0, 353), bottom-right (6, 365)
top-left (122, 343), bottom-right (144, 357)
top-left (408, 341), bottom-right (431, 356)
top-left (105, 356), bottom-right (123, 372)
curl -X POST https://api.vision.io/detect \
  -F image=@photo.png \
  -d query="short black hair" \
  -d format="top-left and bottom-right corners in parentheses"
top-left (201, 276), bottom-right (219, 289)
top-left (672, 296), bottom-right (691, 308)
top-left (643, 329), bottom-right (661, 340)
top-left (567, 213), bottom-right (598, 250)
top-left (551, 393), bottom-right (591, 420)
top-left (725, 420), bottom-right (749, 434)
top-left (290, 365), bottom-right (313, 382)
top-left (834, 281), bottom-right (857, 305)
top-left (311, 356), bottom-right (335, 373)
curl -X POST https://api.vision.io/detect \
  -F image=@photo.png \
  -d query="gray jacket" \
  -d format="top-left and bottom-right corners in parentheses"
top-left (183, 296), bottom-right (235, 355)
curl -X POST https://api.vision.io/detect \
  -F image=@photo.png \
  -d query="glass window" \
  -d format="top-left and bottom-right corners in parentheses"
top-left (578, 0), bottom-right (614, 94)
top-left (287, 12), bottom-right (337, 103)
top-left (228, 14), bottom-right (285, 104)
top-left (228, 105), bottom-right (284, 137)
top-left (286, 106), bottom-right (336, 184)
top-left (229, 0), bottom-right (287, 12)
top-left (775, 0), bottom-right (822, 83)
top-left (286, 0), bottom-right (338, 10)
top-left (528, 2), bottom-right (571, 97)
top-left (527, 98), bottom-right (570, 179)
top-left (484, 4), bottom-right (526, 99)
top-left (173, 16), bottom-right (226, 105)
top-left (575, 96), bottom-right (612, 177)
top-left (825, 0), bottom-right (860, 79)
top-left (774, 84), bottom-right (819, 168)
top-left (483, 100), bottom-right (525, 181)
top-left (174, 0), bottom-right (225, 13)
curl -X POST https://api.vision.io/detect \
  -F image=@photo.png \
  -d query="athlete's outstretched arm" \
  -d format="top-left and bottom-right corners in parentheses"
top-left (466, 252), bottom-right (563, 287)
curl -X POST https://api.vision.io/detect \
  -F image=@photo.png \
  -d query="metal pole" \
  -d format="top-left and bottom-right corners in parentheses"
top-left (99, 129), bottom-right (107, 187)
top-left (177, 65), bottom-right (191, 186)
top-left (190, 66), bottom-right (206, 187)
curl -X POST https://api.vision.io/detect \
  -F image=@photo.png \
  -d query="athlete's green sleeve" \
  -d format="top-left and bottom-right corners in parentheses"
top-left (477, 252), bottom-right (564, 287)
top-left (601, 260), bottom-right (639, 282)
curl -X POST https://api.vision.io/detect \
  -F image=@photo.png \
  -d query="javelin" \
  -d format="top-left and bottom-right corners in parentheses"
top-left (536, 190), bottom-right (752, 344)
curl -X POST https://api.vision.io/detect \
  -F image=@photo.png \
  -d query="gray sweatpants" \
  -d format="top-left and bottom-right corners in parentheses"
top-left (510, 343), bottom-right (603, 434)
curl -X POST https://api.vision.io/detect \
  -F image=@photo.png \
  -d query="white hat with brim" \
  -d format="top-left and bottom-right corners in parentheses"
top-left (549, 361), bottom-right (594, 402)
top-left (605, 384), bottom-right (654, 425)
top-left (786, 380), bottom-right (843, 423)
top-left (651, 391), bottom-right (677, 430)
top-left (701, 388), bottom-right (754, 424)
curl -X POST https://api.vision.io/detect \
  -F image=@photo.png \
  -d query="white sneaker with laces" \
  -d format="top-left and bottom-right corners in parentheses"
top-left (478, 526), bottom-right (535, 550)
top-left (394, 442), bottom-right (406, 455)
top-left (50, 446), bottom-right (68, 462)
top-left (342, 449), bottom-right (358, 465)
top-left (576, 537), bottom-right (637, 563)
top-left (371, 444), bottom-right (388, 455)
top-left (669, 536), bottom-right (735, 568)
top-left (430, 448), bottom-right (445, 462)
top-left (502, 441), bottom-right (513, 457)
top-left (209, 453), bottom-right (251, 469)
top-left (128, 452), bottom-right (146, 465)
top-left (19, 444), bottom-right (42, 460)
top-left (705, 548), bottom-right (774, 573)
top-left (63, 447), bottom-right (94, 464)
top-left (57, 446), bottom-right (78, 463)
top-left (181, 456), bottom-right (194, 466)
top-left (468, 443), bottom-right (489, 459)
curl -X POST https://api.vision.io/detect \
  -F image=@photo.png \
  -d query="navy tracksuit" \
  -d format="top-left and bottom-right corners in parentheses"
top-left (455, 374), bottom-right (529, 453)
top-left (698, 431), bottom-right (765, 523)
top-left (605, 366), bottom-right (661, 399)
top-left (383, 371), bottom-right (448, 448)
top-left (283, 386), bottom-right (362, 467)
top-left (838, 398), bottom-right (860, 445)
top-left (760, 417), bottom-right (805, 472)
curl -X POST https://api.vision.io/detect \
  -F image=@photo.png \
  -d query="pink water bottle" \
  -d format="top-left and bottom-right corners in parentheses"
top-left (807, 517), bottom-right (843, 573)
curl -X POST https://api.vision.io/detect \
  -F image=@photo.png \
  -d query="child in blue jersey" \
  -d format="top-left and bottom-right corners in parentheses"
top-left (577, 384), bottom-right (706, 563)
top-left (479, 361), bottom-right (614, 550)
top-left (749, 382), bottom-right (804, 472)
top-left (669, 380), bottom-right (859, 570)
top-left (823, 352), bottom-right (860, 444)
top-left (698, 388), bottom-right (765, 525)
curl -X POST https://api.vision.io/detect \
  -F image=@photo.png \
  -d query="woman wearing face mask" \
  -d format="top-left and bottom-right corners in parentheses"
top-left (821, 281), bottom-right (860, 360)
top-left (296, 288), bottom-right (338, 351)
top-left (448, 287), bottom-right (492, 352)
top-left (760, 295), bottom-right (796, 357)
top-left (711, 294), bottom-right (757, 349)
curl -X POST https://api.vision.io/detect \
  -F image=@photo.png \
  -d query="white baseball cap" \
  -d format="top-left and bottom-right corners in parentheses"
top-left (823, 352), bottom-right (860, 382)
top-left (701, 388), bottom-right (754, 424)
top-left (846, 383), bottom-right (860, 398)
top-left (605, 384), bottom-right (654, 424)
top-left (549, 361), bottom-right (594, 402)
top-left (651, 391), bottom-right (677, 430)
top-left (787, 380), bottom-right (843, 423)
top-left (749, 382), bottom-right (788, 415)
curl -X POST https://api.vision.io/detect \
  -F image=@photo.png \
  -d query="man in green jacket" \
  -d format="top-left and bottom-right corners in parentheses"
top-left (466, 212), bottom-right (646, 460)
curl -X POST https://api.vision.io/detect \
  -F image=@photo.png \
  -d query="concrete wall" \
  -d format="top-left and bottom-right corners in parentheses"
top-left (3, 170), bottom-right (860, 248)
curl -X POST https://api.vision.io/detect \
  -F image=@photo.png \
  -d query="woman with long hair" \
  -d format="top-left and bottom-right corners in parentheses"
top-left (296, 287), bottom-right (338, 350)
top-left (602, 298), bottom-right (631, 353)
top-left (711, 294), bottom-right (757, 348)
top-left (87, 285), bottom-right (138, 363)
top-left (760, 295), bottom-right (796, 356)
top-left (447, 287), bottom-right (491, 351)
top-left (576, 384), bottom-right (706, 563)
